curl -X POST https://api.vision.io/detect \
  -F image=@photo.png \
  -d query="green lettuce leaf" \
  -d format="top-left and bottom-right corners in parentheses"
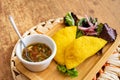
top-left (64, 12), bottom-right (75, 26)
top-left (57, 65), bottom-right (78, 78)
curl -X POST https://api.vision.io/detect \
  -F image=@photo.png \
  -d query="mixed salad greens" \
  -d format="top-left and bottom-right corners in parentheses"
top-left (64, 12), bottom-right (117, 41)
top-left (57, 12), bottom-right (117, 78)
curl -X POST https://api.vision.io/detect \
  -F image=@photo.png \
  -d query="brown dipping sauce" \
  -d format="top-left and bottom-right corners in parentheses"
top-left (22, 43), bottom-right (52, 62)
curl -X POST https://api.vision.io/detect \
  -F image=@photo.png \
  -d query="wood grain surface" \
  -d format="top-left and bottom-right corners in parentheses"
top-left (0, 0), bottom-right (120, 80)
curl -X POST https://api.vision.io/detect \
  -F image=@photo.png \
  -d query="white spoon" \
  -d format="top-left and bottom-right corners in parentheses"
top-left (9, 16), bottom-right (32, 62)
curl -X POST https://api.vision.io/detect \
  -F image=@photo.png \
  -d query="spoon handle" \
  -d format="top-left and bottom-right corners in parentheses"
top-left (9, 16), bottom-right (23, 40)
top-left (9, 16), bottom-right (28, 49)
top-left (9, 16), bottom-right (26, 46)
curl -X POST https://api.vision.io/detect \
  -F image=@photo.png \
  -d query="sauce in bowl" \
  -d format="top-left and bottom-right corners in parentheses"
top-left (22, 43), bottom-right (52, 62)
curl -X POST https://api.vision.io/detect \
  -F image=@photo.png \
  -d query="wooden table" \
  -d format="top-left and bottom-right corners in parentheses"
top-left (0, 0), bottom-right (120, 80)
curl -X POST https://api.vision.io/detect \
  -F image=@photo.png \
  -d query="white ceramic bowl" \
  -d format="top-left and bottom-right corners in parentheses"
top-left (16, 34), bottom-right (56, 72)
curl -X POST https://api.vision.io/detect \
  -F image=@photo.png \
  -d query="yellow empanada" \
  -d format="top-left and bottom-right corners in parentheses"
top-left (65, 36), bottom-right (107, 69)
top-left (52, 26), bottom-right (77, 65)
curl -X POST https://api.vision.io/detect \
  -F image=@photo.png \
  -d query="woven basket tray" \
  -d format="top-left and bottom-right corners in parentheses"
top-left (10, 18), bottom-right (120, 80)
